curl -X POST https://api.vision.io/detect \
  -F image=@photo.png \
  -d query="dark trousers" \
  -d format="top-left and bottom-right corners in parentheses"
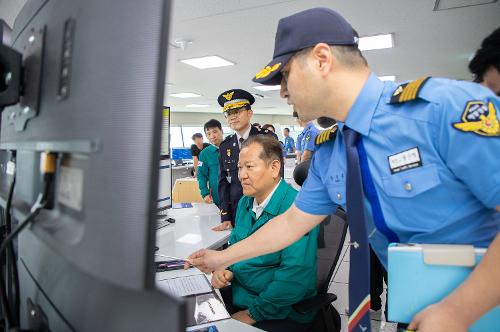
top-left (370, 246), bottom-right (388, 316)
top-left (220, 286), bottom-right (311, 332)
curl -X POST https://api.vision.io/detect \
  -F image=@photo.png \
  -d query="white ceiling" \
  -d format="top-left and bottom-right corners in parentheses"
top-left (1, 0), bottom-right (499, 116)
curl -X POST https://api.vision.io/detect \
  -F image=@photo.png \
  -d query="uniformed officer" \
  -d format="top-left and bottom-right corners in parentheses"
top-left (296, 117), bottom-right (319, 163)
top-left (188, 8), bottom-right (500, 332)
top-left (215, 88), bottom-right (278, 231)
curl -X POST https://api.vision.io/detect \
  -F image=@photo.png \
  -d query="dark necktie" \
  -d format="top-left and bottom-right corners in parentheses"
top-left (344, 127), bottom-right (372, 332)
top-left (239, 137), bottom-right (244, 148)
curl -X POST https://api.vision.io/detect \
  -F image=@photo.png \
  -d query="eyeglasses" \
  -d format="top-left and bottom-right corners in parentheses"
top-left (223, 108), bottom-right (248, 118)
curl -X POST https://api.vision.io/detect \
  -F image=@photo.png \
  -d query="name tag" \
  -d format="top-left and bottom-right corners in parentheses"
top-left (388, 147), bottom-right (422, 174)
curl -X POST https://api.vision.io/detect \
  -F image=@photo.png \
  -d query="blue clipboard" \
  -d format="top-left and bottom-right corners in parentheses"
top-left (388, 243), bottom-right (500, 332)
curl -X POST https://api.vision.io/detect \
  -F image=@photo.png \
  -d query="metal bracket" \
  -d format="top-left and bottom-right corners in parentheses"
top-left (27, 297), bottom-right (50, 332)
top-left (5, 25), bottom-right (46, 132)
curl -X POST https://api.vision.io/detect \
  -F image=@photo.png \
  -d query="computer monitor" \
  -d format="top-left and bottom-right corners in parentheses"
top-left (0, 0), bottom-right (185, 330)
top-left (171, 147), bottom-right (193, 162)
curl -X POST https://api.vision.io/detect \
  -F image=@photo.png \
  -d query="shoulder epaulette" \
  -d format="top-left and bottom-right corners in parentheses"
top-left (221, 134), bottom-right (235, 144)
top-left (315, 125), bottom-right (338, 146)
top-left (389, 76), bottom-right (431, 104)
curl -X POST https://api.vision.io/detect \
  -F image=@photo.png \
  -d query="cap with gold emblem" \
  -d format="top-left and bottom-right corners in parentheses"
top-left (217, 89), bottom-right (255, 112)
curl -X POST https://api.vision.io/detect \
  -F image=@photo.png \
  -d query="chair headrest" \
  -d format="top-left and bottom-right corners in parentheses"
top-left (293, 159), bottom-right (311, 186)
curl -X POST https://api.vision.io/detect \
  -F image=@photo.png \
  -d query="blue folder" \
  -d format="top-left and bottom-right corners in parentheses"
top-left (388, 243), bottom-right (500, 331)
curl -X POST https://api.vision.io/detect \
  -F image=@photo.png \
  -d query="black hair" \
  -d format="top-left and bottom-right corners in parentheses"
top-left (241, 135), bottom-right (284, 171)
top-left (262, 124), bottom-right (276, 133)
top-left (203, 119), bottom-right (222, 132)
top-left (284, 127), bottom-right (290, 132)
top-left (469, 27), bottom-right (500, 83)
top-left (191, 133), bottom-right (203, 140)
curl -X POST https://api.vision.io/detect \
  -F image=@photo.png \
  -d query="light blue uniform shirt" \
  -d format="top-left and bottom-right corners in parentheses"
top-left (295, 132), bottom-right (303, 151)
top-left (284, 136), bottom-right (295, 153)
top-left (295, 73), bottom-right (500, 267)
top-left (299, 122), bottom-right (319, 153)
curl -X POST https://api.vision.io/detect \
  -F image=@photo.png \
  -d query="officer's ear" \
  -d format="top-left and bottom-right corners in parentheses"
top-left (311, 43), bottom-right (333, 77)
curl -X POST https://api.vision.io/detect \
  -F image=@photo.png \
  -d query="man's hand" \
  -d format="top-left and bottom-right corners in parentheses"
top-left (212, 221), bottom-right (232, 231)
top-left (184, 248), bottom-right (227, 273)
top-left (203, 195), bottom-right (213, 204)
top-left (231, 310), bottom-right (256, 325)
top-left (211, 270), bottom-right (233, 289)
top-left (408, 302), bottom-right (468, 332)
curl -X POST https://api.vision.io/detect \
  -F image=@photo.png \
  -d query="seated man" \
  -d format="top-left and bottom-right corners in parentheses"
top-left (211, 135), bottom-right (319, 332)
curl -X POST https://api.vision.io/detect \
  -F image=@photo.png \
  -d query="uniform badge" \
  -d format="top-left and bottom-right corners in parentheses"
top-left (305, 133), bottom-right (311, 142)
top-left (227, 149), bottom-right (231, 157)
top-left (453, 101), bottom-right (500, 137)
top-left (388, 147), bottom-right (422, 174)
top-left (255, 63), bottom-right (281, 79)
top-left (222, 91), bottom-right (234, 101)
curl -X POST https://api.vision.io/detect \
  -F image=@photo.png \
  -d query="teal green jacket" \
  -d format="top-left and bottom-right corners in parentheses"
top-left (229, 180), bottom-right (319, 323)
top-left (197, 145), bottom-right (220, 205)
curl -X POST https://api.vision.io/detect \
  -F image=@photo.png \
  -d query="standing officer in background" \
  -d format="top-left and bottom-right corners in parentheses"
top-left (215, 89), bottom-right (278, 231)
top-left (197, 119), bottom-right (224, 206)
top-left (283, 127), bottom-right (295, 154)
top-left (188, 8), bottom-right (500, 332)
top-left (296, 116), bottom-right (319, 164)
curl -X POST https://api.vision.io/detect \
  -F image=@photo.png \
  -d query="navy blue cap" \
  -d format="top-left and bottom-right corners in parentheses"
top-left (253, 8), bottom-right (356, 85)
top-left (217, 89), bottom-right (255, 112)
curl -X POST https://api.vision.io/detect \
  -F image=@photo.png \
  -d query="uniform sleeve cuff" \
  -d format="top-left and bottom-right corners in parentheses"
top-left (248, 306), bottom-right (263, 322)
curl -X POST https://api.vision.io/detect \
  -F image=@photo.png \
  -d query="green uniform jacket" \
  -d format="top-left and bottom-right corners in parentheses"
top-left (229, 180), bottom-right (319, 323)
top-left (197, 144), bottom-right (220, 205)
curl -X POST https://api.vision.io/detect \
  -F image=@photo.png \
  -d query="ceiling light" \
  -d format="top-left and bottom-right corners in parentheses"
top-left (253, 85), bottom-right (281, 91)
top-left (186, 104), bottom-right (210, 108)
top-left (358, 33), bottom-right (394, 51)
top-left (378, 75), bottom-right (396, 81)
top-left (169, 93), bottom-right (201, 98)
top-left (180, 55), bottom-right (235, 69)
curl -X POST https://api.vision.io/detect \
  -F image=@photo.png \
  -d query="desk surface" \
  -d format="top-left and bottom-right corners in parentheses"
top-left (155, 204), bottom-right (261, 331)
top-left (156, 204), bottom-right (230, 259)
top-left (186, 319), bottom-right (263, 331)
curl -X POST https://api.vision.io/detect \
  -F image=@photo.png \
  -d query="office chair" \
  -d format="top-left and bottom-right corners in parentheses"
top-left (292, 160), bottom-right (347, 332)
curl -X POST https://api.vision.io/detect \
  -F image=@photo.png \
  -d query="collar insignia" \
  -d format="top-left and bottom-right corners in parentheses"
top-left (227, 149), bottom-right (231, 157)
top-left (223, 91), bottom-right (234, 101)
top-left (453, 101), bottom-right (500, 137)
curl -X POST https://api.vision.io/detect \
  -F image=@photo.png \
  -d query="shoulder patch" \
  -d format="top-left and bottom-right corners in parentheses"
top-left (453, 101), bottom-right (500, 137)
top-left (390, 76), bottom-right (431, 104)
top-left (315, 125), bottom-right (338, 146)
top-left (221, 134), bottom-right (235, 145)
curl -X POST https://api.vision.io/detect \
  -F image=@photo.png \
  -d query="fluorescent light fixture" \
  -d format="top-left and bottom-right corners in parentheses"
top-left (186, 104), bottom-right (210, 108)
top-left (378, 75), bottom-right (396, 81)
top-left (253, 85), bottom-right (281, 91)
top-left (169, 92), bottom-right (201, 98)
top-left (180, 55), bottom-right (235, 69)
top-left (358, 33), bottom-right (394, 51)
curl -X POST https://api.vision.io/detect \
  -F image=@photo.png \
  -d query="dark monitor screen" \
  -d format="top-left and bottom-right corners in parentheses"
top-left (0, 0), bottom-right (185, 330)
top-left (171, 147), bottom-right (193, 160)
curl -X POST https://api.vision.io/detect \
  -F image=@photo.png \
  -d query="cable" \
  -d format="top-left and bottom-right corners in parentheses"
top-left (4, 151), bottom-right (21, 326)
top-left (0, 165), bottom-right (16, 327)
top-left (0, 152), bottom-right (55, 331)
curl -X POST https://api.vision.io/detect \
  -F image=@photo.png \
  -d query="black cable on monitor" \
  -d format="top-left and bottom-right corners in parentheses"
top-left (0, 152), bottom-right (55, 331)
top-left (4, 151), bottom-right (21, 326)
